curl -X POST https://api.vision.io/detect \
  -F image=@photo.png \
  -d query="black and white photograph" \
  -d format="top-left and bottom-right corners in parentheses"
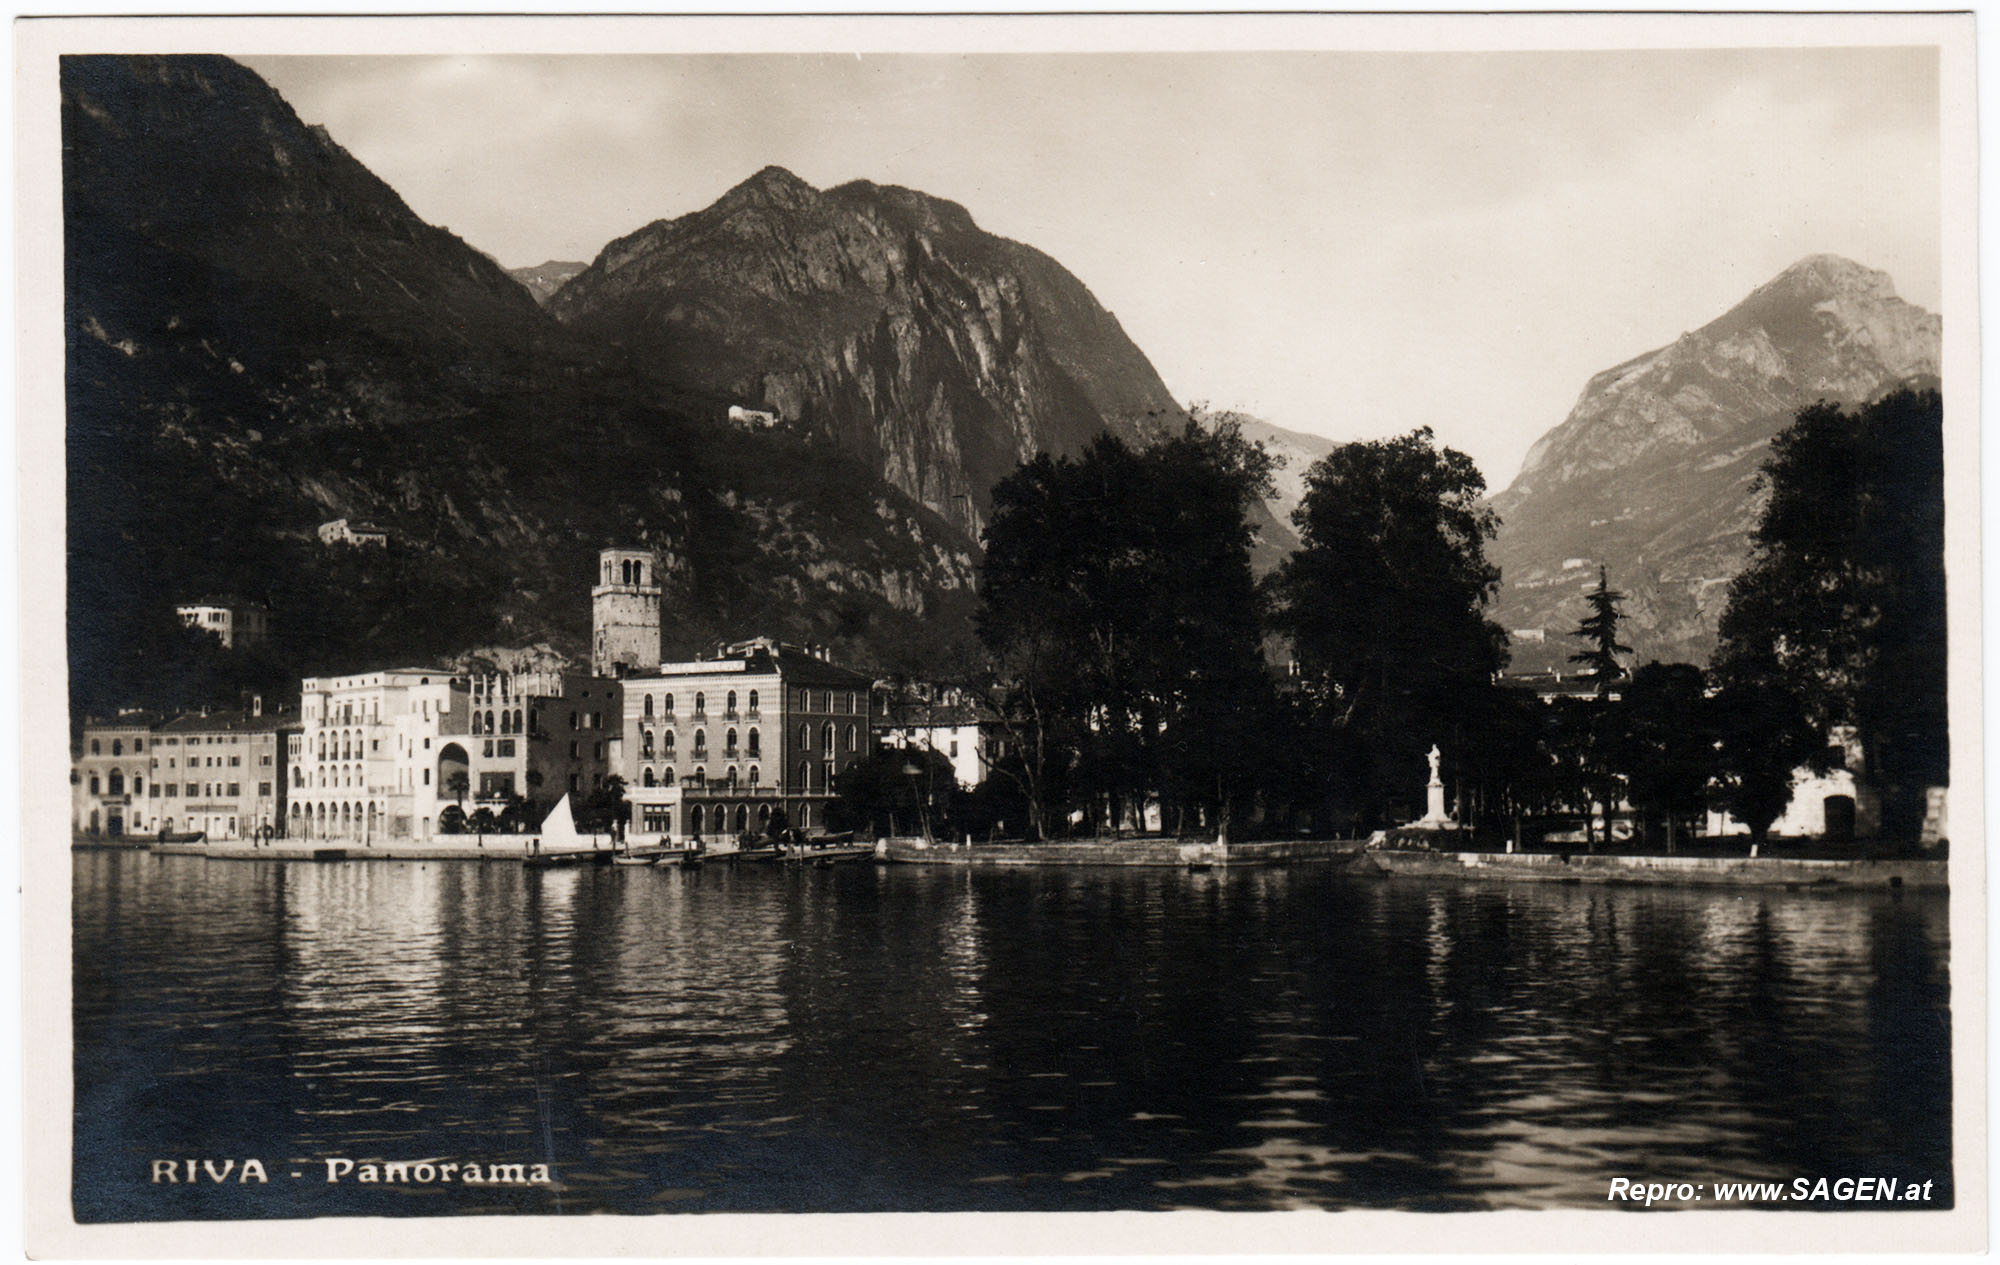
top-left (19, 11), bottom-right (1982, 1256)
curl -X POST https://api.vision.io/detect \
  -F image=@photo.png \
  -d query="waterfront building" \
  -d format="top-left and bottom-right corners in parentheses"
top-left (147, 703), bottom-right (297, 840)
top-left (292, 668), bottom-right (619, 842)
top-left (71, 711), bottom-right (165, 838)
top-left (592, 546), bottom-right (662, 678)
top-left (173, 596), bottom-right (270, 649)
top-left (616, 637), bottom-right (875, 842)
top-left (875, 686), bottom-right (1003, 788)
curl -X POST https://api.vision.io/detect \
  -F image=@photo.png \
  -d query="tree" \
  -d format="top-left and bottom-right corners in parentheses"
top-left (977, 417), bottom-right (1280, 840)
top-left (1619, 661), bottom-right (1713, 853)
top-left (1714, 387), bottom-right (1946, 840)
top-left (832, 745), bottom-right (958, 839)
top-left (1566, 568), bottom-right (1632, 850)
top-left (468, 806), bottom-right (499, 834)
top-left (443, 770), bottom-right (470, 807)
top-left (1569, 567), bottom-right (1631, 695)
top-left (577, 774), bottom-right (628, 837)
top-left (1708, 665), bottom-right (1826, 846)
top-left (1271, 427), bottom-right (1507, 831)
top-left (437, 804), bottom-right (467, 834)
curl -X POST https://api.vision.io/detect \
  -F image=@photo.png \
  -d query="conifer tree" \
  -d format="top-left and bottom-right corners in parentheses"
top-left (1569, 566), bottom-right (1631, 695)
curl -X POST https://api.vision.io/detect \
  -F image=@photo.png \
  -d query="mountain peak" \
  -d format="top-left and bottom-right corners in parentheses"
top-left (716, 165), bottom-right (819, 212)
top-left (1766, 252), bottom-right (1897, 298)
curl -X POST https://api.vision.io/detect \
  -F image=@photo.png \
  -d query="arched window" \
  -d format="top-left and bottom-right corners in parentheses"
top-left (643, 694), bottom-right (654, 719)
top-left (823, 723), bottom-right (835, 753)
top-left (663, 694), bottom-right (674, 715)
top-left (712, 805), bottom-right (727, 833)
top-left (726, 728), bottom-right (738, 756)
top-left (694, 692), bottom-right (706, 716)
top-left (88, 774), bottom-right (100, 795)
top-left (112, 738), bottom-right (122, 756)
top-left (692, 767), bottom-right (706, 789)
top-left (693, 729), bottom-right (707, 756)
top-left (485, 710), bottom-right (495, 735)
top-left (727, 766), bottom-right (738, 789)
top-left (748, 690), bottom-right (759, 715)
top-left (749, 766), bottom-right (760, 787)
top-left (663, 731), bottom-right (675, 754)
top-left (800, 804), bottom-right (811, 830)
top-left (735, 805), bottom-right (748, 833)
top-left (846, 725), bottom-right (857, 753)
top-left (642, 768), bottom-right (656, 787)
top-left (661, 768), bottom-right (675, 787)
top-left (107, 770), bottom-right (124, 795)
top-left (641, 729), bottom-right (654, 759)
top-left (799, 723), bottom-right (811, 750)
top-left (513, 709), bottom-right (523, 734)
top-left (747, 728), bottom-right (760, 757)
top-left (726, 690), bottom-right (737, 716)
top-left (799, 761), bottom-right (811, 789)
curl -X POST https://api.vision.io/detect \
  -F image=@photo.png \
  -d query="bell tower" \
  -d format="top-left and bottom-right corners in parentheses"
top-left (592, 547), bottom-right (662, 678)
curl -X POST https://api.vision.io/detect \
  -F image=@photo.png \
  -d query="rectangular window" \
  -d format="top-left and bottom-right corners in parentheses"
top-left (497, 739), bottom-right (516, 757)
top-left (423, 769), bottom-right (430, 786)
top-left (258, 782), bottom-right (271, 797)
top-left (230, 756), bottom-right (240, 767)
top-left (185, 783), bottom-right (197, 797)
top-left (483, 740), bottom-right (495, 758)
top-left (570, 741), bottom-right (579, 759)
top-left (164, 785), bottom-right (176, 797)
top-left (261, 753), bottom-right (272, 766)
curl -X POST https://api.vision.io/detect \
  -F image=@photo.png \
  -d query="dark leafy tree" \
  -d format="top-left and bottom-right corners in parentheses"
top-left (832, 745), bottom-right (959, 839)
top-left (467, 806), bottom-right (499, 834)
top-left (577, 774), bottom-right (628, 837)
top-left (1271, 427), bottom-right (1507, 831)
top-left (1715, 387), bottom-right (1946, 840)
top-left (436, 804), bottom-right (467, 834)
top-left (443, 770), bottom-right (470, 807)
top-left (1619, 661), bottom-right (1713, 853)
top-left (1708, 663), bottom-right (1827, 845)
top-left (977, 417), bottom-right (1279, 840)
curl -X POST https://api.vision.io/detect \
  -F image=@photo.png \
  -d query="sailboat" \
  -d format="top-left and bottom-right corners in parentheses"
top-left (522, 793), bottom-right (610, 867)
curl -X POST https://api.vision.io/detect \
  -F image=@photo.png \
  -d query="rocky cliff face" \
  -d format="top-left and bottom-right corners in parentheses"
top-left (1489, 254), bottom-right (1940, 670)
top-left (64, 56), bottom-right (979, 715)
top-left (547, 167), bottom-right (1183, 529)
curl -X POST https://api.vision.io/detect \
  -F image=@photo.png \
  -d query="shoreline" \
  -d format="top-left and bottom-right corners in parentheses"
top-left (1361, 848), bottom-right (1947, 890)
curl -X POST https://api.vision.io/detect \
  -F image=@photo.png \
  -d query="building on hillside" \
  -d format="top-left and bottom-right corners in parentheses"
top-left (616, 637), bottom-right (876, 843)
top-left (592, 546), bottom-right (662, 678)
top-left (290, 667), bottom-right (619, 842)
top-left (71, 711), bottom-right (165, 838)
top-left (317, 518), bottom-right (390, 547)
top-left (874, 687), bottom-right (1004, 788)
top-left (174, 597), bottom-right (270, 650)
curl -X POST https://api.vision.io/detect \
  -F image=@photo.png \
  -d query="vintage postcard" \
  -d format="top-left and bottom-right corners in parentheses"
top-left (18, 11), bottom-right (1983, 1257)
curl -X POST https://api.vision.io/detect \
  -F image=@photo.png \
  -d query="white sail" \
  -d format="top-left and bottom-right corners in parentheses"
top-left (539, 792), bottom-right (583, 847)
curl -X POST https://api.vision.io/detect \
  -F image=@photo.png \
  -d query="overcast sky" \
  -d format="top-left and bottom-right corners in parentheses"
top-left (241, 48), bottom-right (1940, 490)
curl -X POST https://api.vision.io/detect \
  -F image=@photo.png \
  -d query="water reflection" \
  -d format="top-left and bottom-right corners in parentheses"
top-left (73, 854), bottom-right (1949, 1219)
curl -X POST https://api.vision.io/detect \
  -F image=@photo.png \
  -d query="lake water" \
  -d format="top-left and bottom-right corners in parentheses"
top-left (72, 852), bottom-right (1951, 1219)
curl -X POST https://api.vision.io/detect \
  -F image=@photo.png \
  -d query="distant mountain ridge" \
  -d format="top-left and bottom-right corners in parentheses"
top-left (1489, 254), bottom-right (1940, 670)
top-left (509, 259), bottom-right (588, 304)
top-left (547, 165), bottom-right (1184, 531)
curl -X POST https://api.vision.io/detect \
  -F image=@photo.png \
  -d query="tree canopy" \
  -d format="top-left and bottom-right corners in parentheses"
top-left (976, 417), bottom-right (1279, 839)
top-left (1714, 387), bottom-right (1945, 839)
top-left (1271, 427), bottom-right (1507, 829)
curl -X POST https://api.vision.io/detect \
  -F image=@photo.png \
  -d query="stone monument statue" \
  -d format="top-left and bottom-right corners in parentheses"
top-left (1421, 743), bottom-right (1451, 827)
